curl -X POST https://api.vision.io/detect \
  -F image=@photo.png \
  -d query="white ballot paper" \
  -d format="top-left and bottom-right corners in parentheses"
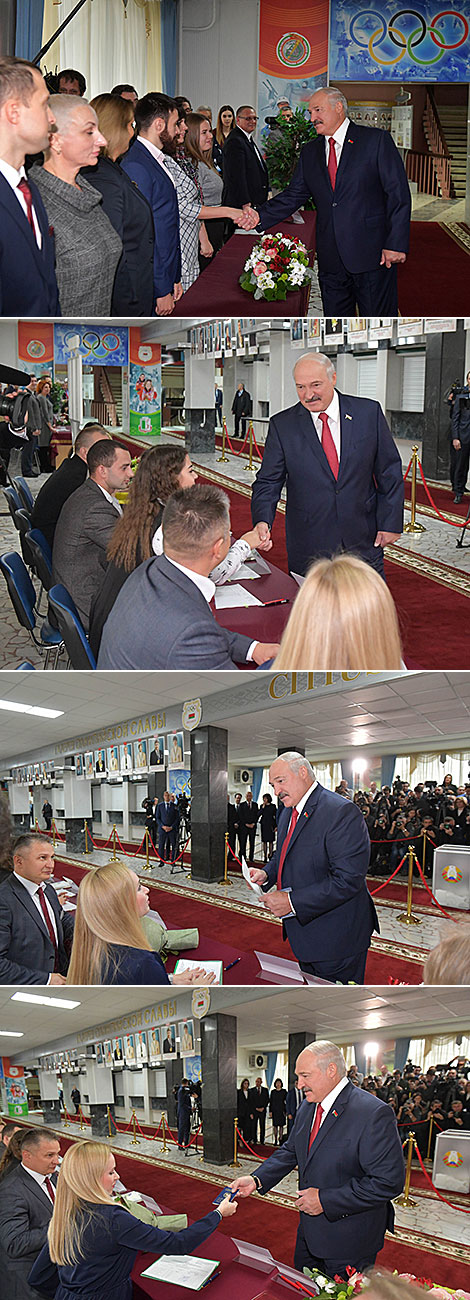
top-left (241, 856), bottom-right (264, 900)
top-left (173, 958), bottom-right (223, 984)
top-left (214, 583), bottom-right (262, 609)
top-left (141, 1255), bottom-right (219, 1288)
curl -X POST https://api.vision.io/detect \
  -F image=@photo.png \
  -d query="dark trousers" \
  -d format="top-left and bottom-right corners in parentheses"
top-left (215, 406), bottom-right (223, 427)
top-left (234, 416), bottom-right (247, 438)
top-left (252, 1110), bottom-right (267, 1143)
top-left (294, 1222), bottom-right (376, 1281)
top-left (299, 947), bottom-right (369, 985)
top-left (449, 433), bottom-right (458, 489)
top-left (454, 442), bottom-right (470, 494)
top-left (319, 260), bottom-right (398, 316)
top-left (239, 826), bottom-right (257, 860)
top-left (21, 435), bottom-right (38, 475)
top-left (177, 1111), bottom-right (191, 1147)
top-left (158, 827), bottom-right (177, 861)
top-left (43, 814), bottom-right (52, 830)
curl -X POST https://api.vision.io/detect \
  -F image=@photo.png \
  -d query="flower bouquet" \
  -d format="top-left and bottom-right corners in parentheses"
top-left (239, 232), bottom-right (315, 301)
top-left (302, 1267), bottom-right (470, 1300)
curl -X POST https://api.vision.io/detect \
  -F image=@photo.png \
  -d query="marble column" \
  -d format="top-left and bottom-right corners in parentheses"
top-left (185, 349), bottom-right (216, 454)
top-left (201, 1012), bottom-right (236, 1164)
top-left (164, 1058), bottom-right (183, 1128)
top-left (422, 325), bottom-right (466, 481)
top-left (190, 726), bottom-right (227, 882)
top-left (43, 1099), bottom-right (62, 1123)
top-left (38, 1068), bottom-right (60, 1122)
top-left (288, 1032), bottom-right (311, 1086)
top-left (0, 1), bottom-right (15, 54)
top-left (277, 746), bottom-right (305, 756)
top-left (90, 1103), bottom-right (115, 1137)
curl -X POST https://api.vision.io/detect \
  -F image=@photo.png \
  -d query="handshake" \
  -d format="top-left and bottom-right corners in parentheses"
top-left (234, 205), bottom-right (261, 232)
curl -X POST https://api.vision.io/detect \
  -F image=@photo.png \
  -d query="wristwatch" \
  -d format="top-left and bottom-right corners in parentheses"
top-left (253, 1175), bottom-right (263, 1192)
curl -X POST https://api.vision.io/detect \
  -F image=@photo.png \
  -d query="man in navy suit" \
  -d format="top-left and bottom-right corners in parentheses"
top-left (156, 792), bottom-right (180, 863)
top-left (0, 1127), bottom-right (60, 1300)
top-left (0, 57), bottom-right (60, 315)
top-left (0, 833), bottom-right (74, 984)
top-left (242, 86), bottom-right (410, 315)
top-left (121, 91), bottom-right (182, 316)
top-left (231, 1041), bottom-right (404, 1279)
top-left (250, 753), bottom-right (377, 984)
top-left (286, 1082), bottom-right (304, 1135)
top-left (251, 352), bottom-right (404, 579)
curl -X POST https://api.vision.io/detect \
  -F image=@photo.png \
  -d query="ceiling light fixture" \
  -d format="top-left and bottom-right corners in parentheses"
top-left (11, 992), bottom-right (81, 1010)
top-left (0, 1029), bottom-right (24, 1037)
top-left (0, 700), bottom-right (64, 719)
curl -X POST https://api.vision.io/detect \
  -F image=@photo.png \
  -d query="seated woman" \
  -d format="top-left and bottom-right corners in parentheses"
top-left (83, 93), bottom-right (155, 315)
top-left (89, 445), bottom-right (271, 657)
top-left (162, 110), bottom-right (244, 292)
top-left (30, 96), bottom-right (122, 315)
top-left (273, 554), bottom-right (403, 670)
top-left (29, 1141), bottom-right (237, 1300)
top-left (66, 861), bottom-right (214, 986)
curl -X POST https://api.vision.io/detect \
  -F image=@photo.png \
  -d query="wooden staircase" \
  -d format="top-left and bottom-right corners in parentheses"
top-left (434, 105), bottom-right (467, 199)
top-left (90, 366), bottom-right (122, 428)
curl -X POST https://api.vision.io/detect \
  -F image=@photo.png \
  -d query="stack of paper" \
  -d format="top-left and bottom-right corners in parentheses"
top-left (173, 958), bottom-right (223, 985)
top-left (141, 1256), bottom-right (219, 1289)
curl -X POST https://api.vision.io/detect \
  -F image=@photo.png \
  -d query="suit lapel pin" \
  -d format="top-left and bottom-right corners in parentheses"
top-left (348, 139), bottom-right (353, 144)
top-left (345, 414), bottom-right (352, 420)
top-left (332, 1109), bottom-right (338, 1117)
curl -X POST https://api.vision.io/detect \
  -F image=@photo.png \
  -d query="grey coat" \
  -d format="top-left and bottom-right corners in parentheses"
top-left (30, 166), bottom-right (122, 315)
top-left (52, 477), bottom-right (121, 630)
top-left (36, 393), bottom-right (54, 447)
top-left (0, 1164), bottom-right (56, 1299)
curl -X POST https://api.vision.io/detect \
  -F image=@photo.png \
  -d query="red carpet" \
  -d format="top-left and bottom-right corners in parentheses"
top-left (196, 472), bottom-right (470, 669)
top-left (57, 857), bottom-right (423, 985)
top-left (398, 222), bottom-right (470, 315)
top-left (48, 1132), bottom-right (469, 1291)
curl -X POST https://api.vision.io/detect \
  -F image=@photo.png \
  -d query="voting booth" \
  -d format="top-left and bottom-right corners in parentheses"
top-left (433, 1128), bottom-right (470, 1193)
top-left (432, 845), bottom-right (470, 912)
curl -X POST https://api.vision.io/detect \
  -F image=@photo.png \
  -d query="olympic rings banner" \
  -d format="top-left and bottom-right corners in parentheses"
top-left (53, 325), bottom-right (129, 367)
top-left (329, 2), bottom-right (470, 81)
top-left (258, 0), bottom-right (328, 128)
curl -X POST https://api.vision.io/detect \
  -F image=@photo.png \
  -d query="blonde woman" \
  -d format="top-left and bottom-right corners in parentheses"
top-left (66, 861), bottom-right (214, 987)
top-left (28, 1142), bottom-right (237, 1299)
top-left (83, 93), bottom-right (155, 315)
top-left (273, 555), bottom-right (403, 670)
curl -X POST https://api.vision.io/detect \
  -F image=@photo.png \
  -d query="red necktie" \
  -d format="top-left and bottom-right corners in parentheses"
top-left (44, 1177), bottom-right (55, 1202)
top-left (276, 808), bottom-right (298, 889)
top-left (327, 137), bottom-right (337, 189)
top-left (17, 177), bottom-right (35, 230)
top-left (37, 885), bottom-right (59, 971)
top-left (308, 1103), bottom-right (324, 1149)
top-left (209, 595), bottom-right (216, 614)
top-left (319, 412), bottom-right (339, 479)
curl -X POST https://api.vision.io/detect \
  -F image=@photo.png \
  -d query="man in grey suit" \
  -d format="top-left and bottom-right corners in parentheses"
top-left (30, 422), bottom-right (109, 547)
top-left (52, 439), bottom-right (132, 630)
top-left (0, 833), bottom-right (74, 984)
top-left (98, 484), bottom-right (279, 669)
top-left (0, 1127), bottom-right (60, 1300)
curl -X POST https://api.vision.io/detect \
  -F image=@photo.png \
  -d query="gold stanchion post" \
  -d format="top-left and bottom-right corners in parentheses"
top-left (145, 827), bottom-right (150, 871)
top-left (395, 1132), bottom-right (417, 1206)
top-left (160, 1113), bottom-right (168, 1153)
top-left (426, 1114), bottom-right (434, 1163)
top-left (107, 1105), bottom-right (113, 1138)
top-left (130, 1108), bottom-right (140, 1146)
top-left (230, 1116), bottom-right (240, 1167)
top-left (110, 825), bottom-right (119, 862)
top-left (52, 820), bottom-right (56, 849)
top-left (404, 446), bottom-right (426, 534)
top-left (244, 422), bottom-right (254, 472)
top-left (84, 820), bottom-right (89, 855)
top-left (397, 845), bottom-right (421, 925)
top-left (62, 1107), bottom-right (69, 1129)
top-left (217, 419), bottom-right (229, 463)
top-left (78, 1106), bottom-right (85, 1132)
top-left (220, 832), bottom-right (233, 887)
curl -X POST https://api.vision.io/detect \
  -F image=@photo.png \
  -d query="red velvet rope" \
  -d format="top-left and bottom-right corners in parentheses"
top-left (417, 459), bottom-right (470, 529)
top-left (402, 456), bottom-right (413, 481)
top-left (414, 1140), bottom-right (470, 1213)
top-left (413, 853), bottom-right (459, 922)
top-left (235, 1123), bottom-right (267, 1160)
top-left (369, 854), bottom-right (407, 895)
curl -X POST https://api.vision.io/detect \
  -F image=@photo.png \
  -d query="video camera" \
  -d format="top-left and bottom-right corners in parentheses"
top-left (0, 362), bottom-right (34, 440)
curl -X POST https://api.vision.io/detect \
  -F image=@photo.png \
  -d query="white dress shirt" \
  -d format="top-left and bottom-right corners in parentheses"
top-left (324, 117), bottom-right (351, 170)
top-left (164, 556), bottom-right (257, 661)
top-left (137, 135), bottom-right (177, 187)
top-left (0, 158), bottom-right (42, 248)
top-left (13, 872), bottom-right (58, 943)
top-left (238, 126), bottom-right (265, 168)
top-left (97, 482), bottom-right (123, 516)
top-left (313, 1075), bottom-right (349, 1128)
top-left (310, 389), bottom-right (341, 463)
top-left (22, 1166), bottom-right (56, 1201)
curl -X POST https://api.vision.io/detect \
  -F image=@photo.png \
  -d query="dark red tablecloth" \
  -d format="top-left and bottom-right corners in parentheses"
top-left (173, 213), bottom-right (316, 317)
top-left (215, 559), bottom-right (298, 648)
top-left (133, 1228), bottom-right (280, 1300)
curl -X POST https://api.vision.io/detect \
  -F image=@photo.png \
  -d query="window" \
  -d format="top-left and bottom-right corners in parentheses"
top-left (401, 352), bottom-right (425, 411)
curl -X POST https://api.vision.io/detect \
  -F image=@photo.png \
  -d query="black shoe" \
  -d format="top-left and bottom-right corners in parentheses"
top-left (454, 493), bottom-right (463, 503)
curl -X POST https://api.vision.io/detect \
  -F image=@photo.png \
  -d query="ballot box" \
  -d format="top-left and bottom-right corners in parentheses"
top-left (432, 1128), bottom-right (470, 1193)
top-left (432, 845), bottom-right (470, 911)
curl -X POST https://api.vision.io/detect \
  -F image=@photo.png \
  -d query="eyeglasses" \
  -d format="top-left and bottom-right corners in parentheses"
top-left (240, 114), bottom-right (257, 121)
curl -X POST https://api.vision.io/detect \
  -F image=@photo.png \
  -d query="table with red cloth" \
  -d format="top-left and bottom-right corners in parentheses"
top-left (173, 213), bottom-right (317, 317)
top-left (133, 1223), bottom-right (307, 1300)
top-left (214, 557), bottom-right (298, 653)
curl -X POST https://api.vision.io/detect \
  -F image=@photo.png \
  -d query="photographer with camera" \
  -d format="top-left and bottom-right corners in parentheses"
top-left (451, 370), bottom-right (470, 503)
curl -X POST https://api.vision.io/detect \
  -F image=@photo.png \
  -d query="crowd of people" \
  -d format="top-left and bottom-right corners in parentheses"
top-left (0, 56), bottom-right (411, 316)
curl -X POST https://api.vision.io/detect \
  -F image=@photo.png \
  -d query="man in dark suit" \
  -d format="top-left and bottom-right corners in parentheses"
top-left (286, 1082), bottom-right (304, 1135)
top-left (121, 92), bottom-right (182, 316)
top-left (243, 86), bottom-right (410, 316)
top-left (156, 791), bottom-right (180, 863)
top-left (222, 105), bottom-right (269, 210)
top-left (0, 832), bottom-right (74, 984)
top-left (249, 1078), bottom-right (270, 1144)
top-left (238, 792), bottom-right (259, 862)
top-left (250, 753), bottom-right (377, 984)
top-left (451, 373), bottom-right (470, 503)
top-left (97, 484), bottom-right (279, 669)
top-left (251, 352), bottom-right (403, 579)
top-left (30, 424), bottom-right (109, 547)
top-left (0, 1126), bottom-right (60, 1300)
top-left (231, 1042), bottom-right (404, 1279)
top-left (0, 57), bottom-right (60, 315)
top-left (177, 1080), bottom-right (192, 1149)
top-left (231, 383), bottom-right (251, 438)
top-left (52, 439), bottom-right (132, 630)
